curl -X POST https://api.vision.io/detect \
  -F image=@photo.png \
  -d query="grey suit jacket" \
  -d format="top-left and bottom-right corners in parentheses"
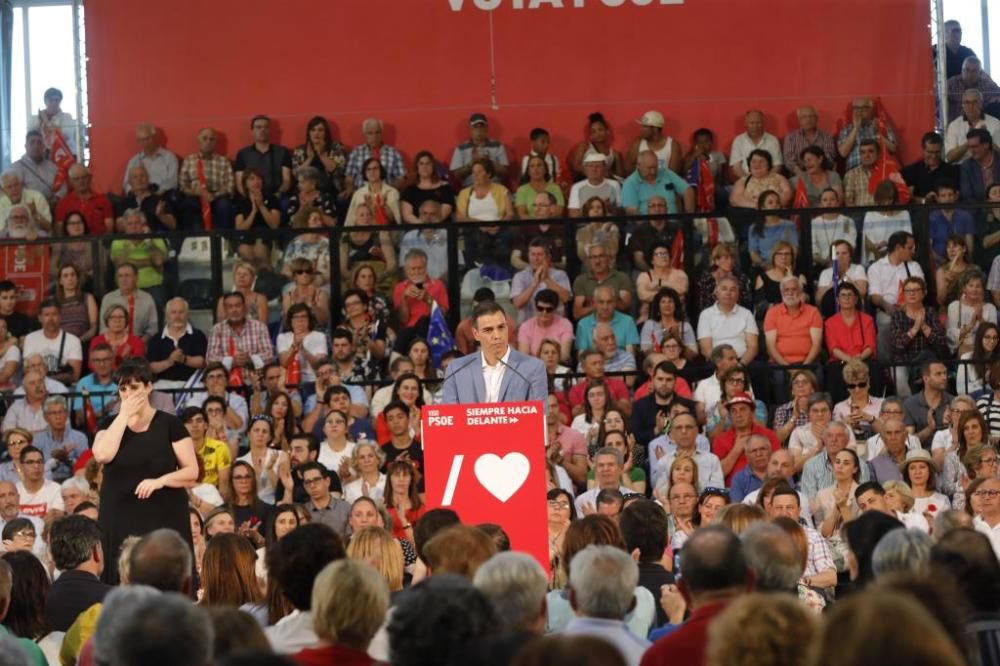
top-left (439, 348), bottom-right (548, 405)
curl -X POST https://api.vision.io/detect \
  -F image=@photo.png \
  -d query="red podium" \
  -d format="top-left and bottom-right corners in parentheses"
top-left (421, 401), bottom-right (549, 571)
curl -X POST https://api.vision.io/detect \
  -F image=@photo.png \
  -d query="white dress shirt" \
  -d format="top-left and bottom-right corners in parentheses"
top-left (482, 347), bottom-right (511, 403)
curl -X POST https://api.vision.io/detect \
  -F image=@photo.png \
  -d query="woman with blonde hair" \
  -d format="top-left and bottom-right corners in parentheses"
top-left (707, 593), bottom-right (817, 666)
top-left (217, 261), bottom-right (268, 324)
top-left (347, 526), bottom-right (404, 593)
top-left (292, 559), bottom-right (390, 665)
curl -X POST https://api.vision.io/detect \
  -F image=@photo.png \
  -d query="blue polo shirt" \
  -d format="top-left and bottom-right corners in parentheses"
top-left (622, 167), bottom-right (690, 214)
top-left (575, 311), bottom-right (640, 352)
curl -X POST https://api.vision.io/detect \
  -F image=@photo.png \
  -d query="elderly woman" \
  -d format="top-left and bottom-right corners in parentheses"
top-left (281, 257), bottom-right (329, 327)
top-left (958, 322), bottom-right (1000, 395)
top-left (51, 211), bottom-right (95, 285)
top-left (287, 166), bottom-right (337, 227)
top-left (748, 190), bottom-right (798, 271)
top-left (901, 449), bottom-right (950, 517)
top-left (947, 268), bottom-right (997, 357)
top-left (291, 116), bottom-right (348, 198)
top-left (0, 429), bottom-right (32, 483)
top-left (832, 359), bottom-right (883, 442)
top-left (401, 151), bottom-right (455, 223)
top-left (891, 277), bottom-right (948, 396)
top-left (343, 442), bottom-right (387, 505)
top-left (276, 303), bottom-right (328, 391)
top-left (773, 369), bottom-right (820, 443)
top-left (696, 242), bottom-right (753, 311)
top-left (728, 149), bottom-right (792, 209)
top-left (89, 305), bottom-right (144, 369)
top-left (790, 146), bottom-right (844, 207)
top-left (346, 158), bottom-right (401, 226)
top-left (636, 243), bottom-right (689, 321)
top-left (291, 559), bottom-right (389, 665)
top-left (283, 206), bottom-right (331, 286)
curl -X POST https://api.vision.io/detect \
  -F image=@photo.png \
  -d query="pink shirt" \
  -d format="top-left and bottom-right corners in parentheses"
top-left (517, 315), bottom-right (574, 355)
top-left (556, 425), bottom-right (587, 460)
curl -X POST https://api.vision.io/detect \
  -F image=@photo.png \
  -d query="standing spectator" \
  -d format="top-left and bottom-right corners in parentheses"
top-left (568, 112), bottom-right (626, 180)
top-left (177, 127), bottom-right (234, 230)
top-left (234, 115), bottom-right (292, 198)
top-left (29, 87), bottom-right (77, 153)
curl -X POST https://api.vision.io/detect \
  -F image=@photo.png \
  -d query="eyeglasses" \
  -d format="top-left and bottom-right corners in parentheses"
top-left (303, 477), bottom-right (326, 486)
top-left (903, 287), bottom-right (924, 294)
top-left (845, 382), bottom-right (868, 389)
top-left (535, 305), bottom-right (555, 313)
top-left (725, 377), bottom-right (745, 385)
top-left (12, 531), bottom-right (35, 539)
top-left (979, 457), bottom-right (999, 465)
top-left (973, 489), bottom-right (1000, 497)
top-left (22, 459), bottom-right (43, 466)
top-left (547, 500), bottom-right (571, 509)
top-left (231, 474), bottom-right (252, 481)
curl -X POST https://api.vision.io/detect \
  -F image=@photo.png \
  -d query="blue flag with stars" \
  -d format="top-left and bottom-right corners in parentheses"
top-left (427, 302), bottom-right (455, 369)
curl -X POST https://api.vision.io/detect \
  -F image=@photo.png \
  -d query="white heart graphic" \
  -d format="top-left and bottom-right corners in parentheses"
top-left (473, 452), bottom-right (531, 503)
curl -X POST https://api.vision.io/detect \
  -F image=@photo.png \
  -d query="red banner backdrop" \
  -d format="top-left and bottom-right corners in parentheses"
top-left (82, 0), bottom-right (934, 194)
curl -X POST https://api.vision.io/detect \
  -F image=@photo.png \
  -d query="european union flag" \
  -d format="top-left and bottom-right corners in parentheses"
top-left (427, 302), bottom-right (455, 369)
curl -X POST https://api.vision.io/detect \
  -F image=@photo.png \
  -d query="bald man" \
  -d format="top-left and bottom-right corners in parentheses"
top-left (55, 164), bottom-right (114, 234)
top-left (123, 122), bottom-right (178, 194)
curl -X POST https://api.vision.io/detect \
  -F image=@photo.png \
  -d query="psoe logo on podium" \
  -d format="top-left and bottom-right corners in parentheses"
top-left (422, 401), bottom-right (549, 570)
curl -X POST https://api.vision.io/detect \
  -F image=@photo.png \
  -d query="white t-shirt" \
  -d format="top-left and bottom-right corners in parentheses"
top-left (696, 304), bottom-right (758, 358)
top-left (343, 474), bottom-right (386, 504)
top-left (317, 441), bottom-right (355, 477)
top-left (16, 480), bottom-right (64, 517)
top-left (467, 191), bottom-right (500, 221)
top-left (818, 264), bottom-right (868, 288)
top-left (811, 215), bottom-right (858, 259)
top-left (22, 330), bottom-right (82, 374)
top-left (944, 114), bottom-right (1000, 163)
top-left (729, 132), bottom-right (784, 172)
top-left (275, 331), bottom-right (329, 383)
top-left (866, 258), bottom-right (924, 304)
top-left (568, 178), bottom-right (622, 210)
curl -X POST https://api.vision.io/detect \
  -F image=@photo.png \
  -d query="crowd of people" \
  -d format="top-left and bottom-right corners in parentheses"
top-left (0, 22), bottom-right (997, 665)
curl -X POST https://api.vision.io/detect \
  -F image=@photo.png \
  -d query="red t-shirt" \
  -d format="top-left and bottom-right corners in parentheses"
top-left (55, 191), bottom-right (114, 234)
top-left (392, 278), bottom-right (449, 327)
top-left (568, 377), bottom-right (630, 407)
top-left (711, 423), bottom-right (780, 484)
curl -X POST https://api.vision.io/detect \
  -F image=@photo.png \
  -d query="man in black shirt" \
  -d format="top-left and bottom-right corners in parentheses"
top-left (381, 401), bottom-right (424, 491)
top-left (0, 281), bottom-right (35, 340)
top-left (619, 499), bottom-right (674, 627)
top-left (44, 515), bottom-right (111, 631)
top-left (900, 132), bottom-right (958, 202)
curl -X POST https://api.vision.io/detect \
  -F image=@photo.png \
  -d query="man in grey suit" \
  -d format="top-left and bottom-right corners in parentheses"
top-left (440, 301), bottom-right (548, 405)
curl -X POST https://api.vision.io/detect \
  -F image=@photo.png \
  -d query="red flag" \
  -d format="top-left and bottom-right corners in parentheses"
top-left (82, 390), bottom-right (98, 434)
top-left (791, 176), bottom-right (809, 232)
top-left (867, 105), bottom-right (910, 203)
top-left (695, 159), bottom-right (714, 213)
top-left (49, 130), bottom-right (76, 194)
top-left (227, 336), bottom-right (243, 387)
top-left (286, 349), bottom-right (301, 386)
top-left (670, 230), bottom-right (684, 270)
top-left (196, 158), bottom-right (213, 230)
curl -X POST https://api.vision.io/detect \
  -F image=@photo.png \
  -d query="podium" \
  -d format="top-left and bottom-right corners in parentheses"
top-left (421, 401), bottom-right (550, 571)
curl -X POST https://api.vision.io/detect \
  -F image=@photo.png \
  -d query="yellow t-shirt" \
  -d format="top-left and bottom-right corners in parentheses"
top-left (197, 438), bottom-right (232, 487)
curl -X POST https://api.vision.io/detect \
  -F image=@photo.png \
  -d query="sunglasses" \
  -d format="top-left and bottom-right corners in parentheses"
top-left (702, 487), bottom-right (730, 498)
top-left (535, 305), bottom-right (555, 313)
top-left (294, 269), bottom-right (312, 275)
top-left (845, 382), bottom-right (868, 389)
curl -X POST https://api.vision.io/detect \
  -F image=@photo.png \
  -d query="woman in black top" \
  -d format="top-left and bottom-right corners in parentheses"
top-left (92, 358), bottom-right (199, 585)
